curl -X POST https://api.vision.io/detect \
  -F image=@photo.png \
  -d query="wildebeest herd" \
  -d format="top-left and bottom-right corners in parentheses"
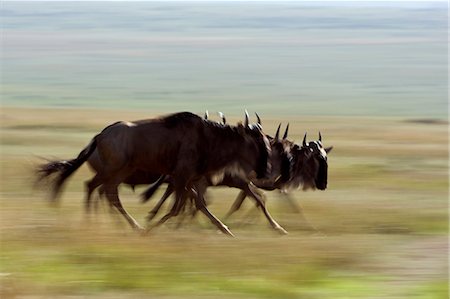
top-left (36, 111), bottom-right (332, 237)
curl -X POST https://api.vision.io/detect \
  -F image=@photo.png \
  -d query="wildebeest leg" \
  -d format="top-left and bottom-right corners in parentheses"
top-left (223, 190), bottom-right (247, 220)
top-left (85, 175), bottom-right (102, 214)
top-left (193, 186), bottom-right (234, 237)
top-left (103, 183), bottom-right (143, 231)
top-left (146, 186), bottom-right (188, 232)
top-left (282, 193), bottom-right (318, 232)
top-left (146, 183), bottom-right (175, 222)
top-left (246, 184), bottom-right (288, 235)
top-left (175, 189), bottom-right (197, 229)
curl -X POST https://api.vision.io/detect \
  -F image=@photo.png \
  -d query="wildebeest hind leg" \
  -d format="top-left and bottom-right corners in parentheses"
top-left (146, 187), bottom-right (187, 232)
top-left (84, 175), bottom-right (103, 214)
top-left (103, 183), bottom-right (143, 231)
top-left (146, 183), bottom-right (175, 222)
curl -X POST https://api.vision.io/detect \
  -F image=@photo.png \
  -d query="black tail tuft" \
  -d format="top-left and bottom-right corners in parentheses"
top-left (35, 137), bottom-right (97, 201)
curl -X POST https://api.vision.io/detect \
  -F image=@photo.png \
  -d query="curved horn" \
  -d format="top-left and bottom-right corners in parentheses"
top-left (319, 131), bottom-right (322, 142)
top-left (244, 110), bottom-right (249, 127)
top-left (302, 132), bottom-right (307, 147)
top-left (275, 123), bottom-right (281, 140)
top-left (283, 123), bottom-right (289, 140)
top-left (218, 112), bottom-right (226, 124)
top-left (255, 112), bottom-right (261, 125)
top-left (204, 110), bottom-right (209, 120)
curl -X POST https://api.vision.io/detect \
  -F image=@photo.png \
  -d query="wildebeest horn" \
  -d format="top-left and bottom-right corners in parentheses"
top-left (244, 110), bottom-right (249, 127)
top-left (255, 112), bottom-right (261, 125)
top-left (204, 110), bottom-right (209, 120)
top-left (283, 123), bottom-right (289, 140)
top-left (303, 132), bottom-right (307, 147)
top-left (275, 123), bottom-right (281, 140)
top-left (218, 112), bottom-right (226, 124)
top-left (319, 131), bottom-right (322, 142)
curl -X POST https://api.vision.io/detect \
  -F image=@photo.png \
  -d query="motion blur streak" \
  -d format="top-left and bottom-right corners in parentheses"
top-left (1, 1), bottom-right (448, 298)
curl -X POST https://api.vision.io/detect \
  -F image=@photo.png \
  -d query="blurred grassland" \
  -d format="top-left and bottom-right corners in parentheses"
top-left (0, 107), bottom-right (448, 299)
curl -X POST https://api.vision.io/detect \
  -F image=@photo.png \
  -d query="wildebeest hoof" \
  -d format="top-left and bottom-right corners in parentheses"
top-left (276, 226), bottom-right (288, 235)
top-left (133, 225), bottom-right (145, 233)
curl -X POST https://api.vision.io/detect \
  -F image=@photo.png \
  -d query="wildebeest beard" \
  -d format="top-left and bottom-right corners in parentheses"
top-left (315, 158), bottom-right (328, 190)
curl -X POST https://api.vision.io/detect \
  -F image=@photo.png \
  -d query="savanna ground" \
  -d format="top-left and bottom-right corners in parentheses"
top-left (0, 107), bottom-right (448, 298)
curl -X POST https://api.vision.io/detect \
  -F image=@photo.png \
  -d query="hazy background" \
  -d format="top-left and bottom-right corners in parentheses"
top-left (0, 1), bottom-right (448, 299)
top-left (2, 1), bottom-right (448, 117)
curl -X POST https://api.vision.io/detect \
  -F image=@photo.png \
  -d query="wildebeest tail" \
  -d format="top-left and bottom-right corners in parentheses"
top-left (141, 175), bottom-right (166, 203)
top-left (36, 136), bottom-right (98, 200)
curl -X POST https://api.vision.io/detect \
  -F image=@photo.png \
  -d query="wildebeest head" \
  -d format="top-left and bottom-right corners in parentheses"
top-left (289, 133), bottom-right (333, 191)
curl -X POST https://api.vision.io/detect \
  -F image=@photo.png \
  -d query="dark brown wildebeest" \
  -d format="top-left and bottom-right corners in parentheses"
top-left (83, 115), bottom-right (292, 234)
top-left (36, 112), bottom-right (272, 236)
top-left (140, 130), bottom-right (332, 231)
top-left (84, 110), bottom-right (228, 212)
top-left (86, 119), bottom-right (292, 234)
top-left (222, 132), bottom-right (333, 229)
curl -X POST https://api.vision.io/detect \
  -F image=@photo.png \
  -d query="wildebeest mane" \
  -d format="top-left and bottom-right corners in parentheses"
top-left (162, 111), bottom-right (201, 128)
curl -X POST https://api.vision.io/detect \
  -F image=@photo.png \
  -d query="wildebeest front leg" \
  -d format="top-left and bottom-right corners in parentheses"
top-left (223, 190), bottom-right (247, 220)
top-left (246, 184), bottom-right (288, 235)
top-left (193, 186), bottom-right (234, 237)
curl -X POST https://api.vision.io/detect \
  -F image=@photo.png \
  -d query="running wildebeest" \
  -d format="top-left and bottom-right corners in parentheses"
top-left (88, 112), bottom-right (289, 234)
top-left (84, 110), bottom-right (228, 212)
top-left (36, 111), bottom-right (273, 237)
top-left (140, 129), bottom-right (332, 231)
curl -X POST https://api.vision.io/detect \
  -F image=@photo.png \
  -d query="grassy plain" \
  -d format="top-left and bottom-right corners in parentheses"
top-left (0, 107), bottom-right (448, 298)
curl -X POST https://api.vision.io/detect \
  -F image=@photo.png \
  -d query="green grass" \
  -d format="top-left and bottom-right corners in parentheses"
top-left (0, 107), bottom-right (448, 298)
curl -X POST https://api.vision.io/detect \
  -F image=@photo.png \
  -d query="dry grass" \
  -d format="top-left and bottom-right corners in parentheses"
top-left (0, 107), bottom-right (448, 299)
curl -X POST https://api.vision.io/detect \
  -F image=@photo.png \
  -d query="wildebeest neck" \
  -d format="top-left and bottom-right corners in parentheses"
top-left (200, 121), bottom-right (271, 180)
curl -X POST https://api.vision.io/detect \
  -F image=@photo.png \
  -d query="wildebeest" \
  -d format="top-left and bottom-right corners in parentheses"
top-left (84, 110), bottom-right (228, 213)
top-left (221, 132), bottom-right (333, 229)
top-left (90, 120), bottom-right (297, 234)
top-left (83, 112), bottom-right (291, 234)
top-left (36, 111), bottom-right (272, 236)
top-left (140, 130), bottom-right (332, 231)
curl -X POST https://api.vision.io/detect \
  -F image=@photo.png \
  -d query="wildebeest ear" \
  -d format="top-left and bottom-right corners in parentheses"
top-left (244, 110), bottom-right (249, 127)
top-left (325, 146), bottom-right (333, 154)
top-left (204, 110), bottom-right (209, 120)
